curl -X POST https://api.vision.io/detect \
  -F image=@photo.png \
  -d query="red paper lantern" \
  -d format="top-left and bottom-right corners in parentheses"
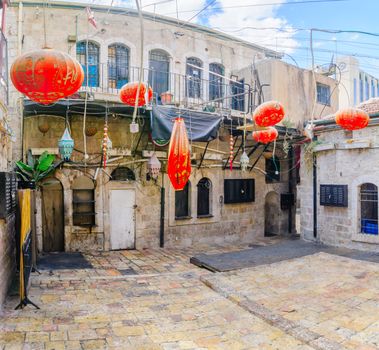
top-left (253, 101), bottom-right (285, 127)
top-left (253, 127), bottom-right (278, 144)
top-left (167, 118), bottom-right (191, 190)
top-left (119, 82), bottom-right (153, 107)
top-left (10, 48), bottom-right (84, 105)
top-left (335, 108), bottom-right (369, 131)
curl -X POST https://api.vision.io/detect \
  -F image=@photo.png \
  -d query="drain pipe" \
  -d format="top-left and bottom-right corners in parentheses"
top-left (313, 137), bottom-right (318, 239)
top-left (288, 146), bottom-right (293, 234)
top-left (159, 174), bottom-right (165, 248)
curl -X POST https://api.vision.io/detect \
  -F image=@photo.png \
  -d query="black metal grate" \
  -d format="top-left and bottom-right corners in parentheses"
top-left (320, 184), bottom-right (348, 207)
top-left (0, 172), bottom-right (17, 219)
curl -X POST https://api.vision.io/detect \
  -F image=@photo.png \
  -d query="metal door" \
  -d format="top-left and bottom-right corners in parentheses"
top-left (41, 178), bottom-right (64, 252)
top-left (110, 190), bottom-right (135, 250)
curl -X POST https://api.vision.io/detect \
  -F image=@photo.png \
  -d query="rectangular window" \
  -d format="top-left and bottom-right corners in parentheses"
top-left (231, 79), bottom-right (245, 111)
top-left (224, 179), bottom-right (254, 204)
top-left (360, 184), bottom-right (378, 235)
top-left (353, 78), bottom-right (357, 106)
top-left (73, 189), bottom-right (96, 227)
top-left (265, 157), bottom-right (281, 183)
top-left (316, 83), bottom-right (330, 105)
top-left (175, 182), bottom-right (190, 219)
top-left (360, 74), bottom-right (364, 102)
top-left (371, 80), bottom-right (375, 98)
top-left (365, 77), bottom-right (370, 100)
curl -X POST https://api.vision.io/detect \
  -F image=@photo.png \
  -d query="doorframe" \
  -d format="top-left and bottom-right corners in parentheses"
top-left (104, 182), bottom-right (137, 251)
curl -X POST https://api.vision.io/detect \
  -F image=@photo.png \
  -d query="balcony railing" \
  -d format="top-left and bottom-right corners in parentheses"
top-left (79, 63), bottom-right (251, 114)
top-left (0, 31), bottom-right (8, 104)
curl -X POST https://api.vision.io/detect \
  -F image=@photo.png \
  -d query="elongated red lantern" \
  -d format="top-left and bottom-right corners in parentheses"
top-left (119, 82), bottom-right (153, 107)
top-left (253, 127), bottom-right (278, 144)
top-left (335, 108), bottom-right (369, 131)
top-left (253, 101), bottom-right (285, 127)
top-left (167, 118), bottom-right (191, 190)
top-left (10, 48), bottom-right (84, 105)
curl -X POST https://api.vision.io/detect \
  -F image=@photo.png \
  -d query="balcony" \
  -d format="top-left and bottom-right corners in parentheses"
top-left (78, 64), bottom-right (251, 115)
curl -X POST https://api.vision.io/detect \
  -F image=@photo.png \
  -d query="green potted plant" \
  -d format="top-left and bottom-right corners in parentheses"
top-left (15, 151), bottom-right (61, 189)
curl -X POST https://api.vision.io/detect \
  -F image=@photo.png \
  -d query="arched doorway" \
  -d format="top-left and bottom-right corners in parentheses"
top-left (41, 178), bottom-right (64, 252)
top-left (264, 191), bottom-right (280, 237)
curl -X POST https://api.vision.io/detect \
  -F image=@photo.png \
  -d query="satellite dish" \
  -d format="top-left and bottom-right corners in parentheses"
top-left (338, 62), bottom-right (346, 71)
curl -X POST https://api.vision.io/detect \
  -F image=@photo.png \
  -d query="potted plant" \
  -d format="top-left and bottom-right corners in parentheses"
top-left (15, 151), bottom-right (61, 189)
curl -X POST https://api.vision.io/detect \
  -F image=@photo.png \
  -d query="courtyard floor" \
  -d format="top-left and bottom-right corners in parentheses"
top-left (1, 240), bottom-right (379, 350)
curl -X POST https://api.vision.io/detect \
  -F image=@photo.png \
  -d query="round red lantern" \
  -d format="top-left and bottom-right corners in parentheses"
top-left (253, 101), bottom-right (285, 127)
top-left (119, 82), bottom-right (153, 107)
top-left (167, 118), bottom-right (191, 190)
top-left (335, 108), bottom-right (369, 131)
top-left (10, 48), bottom-right (84, 105)
top-left (253, 127), bottom-right (278, 144)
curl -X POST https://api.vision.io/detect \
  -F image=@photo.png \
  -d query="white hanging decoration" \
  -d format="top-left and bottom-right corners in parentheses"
top-left (240, 151), bottom-right (249, 172)
top-left (148, 153), bottom-right (161, 180)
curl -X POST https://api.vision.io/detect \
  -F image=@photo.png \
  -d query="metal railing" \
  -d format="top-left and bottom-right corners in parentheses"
top-left (0, 31), bottom-right (8, 104)
top-left (79, 63), bottom-right (251, 113)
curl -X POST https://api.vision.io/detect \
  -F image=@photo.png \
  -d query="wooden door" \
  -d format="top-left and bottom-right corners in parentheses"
top-left (41, 178), bottom-right (64, 252)
top-left (110, 189), bottom-right (135, 250)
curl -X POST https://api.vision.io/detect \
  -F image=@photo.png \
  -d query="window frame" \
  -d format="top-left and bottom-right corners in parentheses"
top-left (108, 43), bottom-right (130, 89)
top-left (72, 176), bottom-right (96, 227)
top-left (359, 183), bottom-right (378, 235)
top-left (76, 41), bottom-right (100, 88)
top-left (186, 57), bottom-right (203, 99)
top-left (197, 178), bottom-right (212, 218)
top-left (209, 63), bottom-right (225, 101)
top-left (149, 49), bottom-right (170, 101)
top-left (175, 181), bottom-right (191, 220)
top-left (316, 82), bottom-right (331, 106)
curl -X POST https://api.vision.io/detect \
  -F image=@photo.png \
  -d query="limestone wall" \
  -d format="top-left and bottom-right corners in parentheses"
top-left (300, 125), bottom-right (379, 252)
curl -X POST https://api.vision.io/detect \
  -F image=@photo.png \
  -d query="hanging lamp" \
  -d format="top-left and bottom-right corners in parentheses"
top-left (58, 127), bottom-right (74, 161)
top-left (148, 153), bottom-right (161, 180)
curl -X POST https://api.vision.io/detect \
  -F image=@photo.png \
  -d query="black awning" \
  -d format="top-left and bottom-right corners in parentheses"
top-left (151, 105), bottom-right (222, 142)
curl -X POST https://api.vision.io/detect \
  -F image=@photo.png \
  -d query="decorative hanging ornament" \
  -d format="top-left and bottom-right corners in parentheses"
top-left (335, 108), bottom-right (369, 131)
top-left (102, 125), bottom-right (112, 168)
top-left (10, 48), bottom-right (84, 105)
top-left (148, 153), bottom-right (161, 180)
top-left (253, 101), bottom-right (285, 127)
top-left (58, 127), bottom-right (74, 161)
top-left (253, 127), bottom-right (278, 144)
top-left (167, 118), bottom-right (191, 190)
top-left (119, 82), bottom-right (153, 107)
top-left (240, 151), bottom-right (249, 172)
top-left (229, 133), bottom-right (234, 171)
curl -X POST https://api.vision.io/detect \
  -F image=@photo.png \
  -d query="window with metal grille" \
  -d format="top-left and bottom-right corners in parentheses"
top-left (231, 78), bottom-right (245, 111)
top-left (197, 178), bottom-right (212, 217)
top-left (76, 41), bottom-right (100, 88)
top-left (108, 44), bottom-right (129, 89)
top-left (360, 183), bottom-right (378, 235)
top-left (72, 176), bottom-right (95, 227)
top-left (175, 181), bottom-right (190, 219)
top-left (365, 76), bottom-right (370, 100)
top-left (186, 57), bottom-right (202, 99)
top-left (360, 73), bottom-right (364, 102)
top-left (265, 157), bottom-right (280, 183)
top-left (149, 50), bottom-right (170, 100)
top-left (209, 63), bottom-right (225, 101)
top-left (316, 83), bottom-right (330, 106)
top-left (111, 167), bottom-right (135, 181)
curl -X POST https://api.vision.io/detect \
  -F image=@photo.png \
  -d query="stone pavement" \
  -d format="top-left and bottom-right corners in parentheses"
top-left (2, 242), bottom-right (379, 349)
top-left (0, 251), bottom-right (311, 350)
top-left (202, 252), bottom-right (379, 350)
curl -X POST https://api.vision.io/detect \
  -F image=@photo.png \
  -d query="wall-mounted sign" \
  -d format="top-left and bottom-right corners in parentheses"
top-left (320, 184), bottom-right (348, 207)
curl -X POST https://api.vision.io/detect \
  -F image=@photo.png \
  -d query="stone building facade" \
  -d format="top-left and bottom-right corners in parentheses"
top-left (299, 98), bottom-right (379, 252)
top-left (6, 0), bottom-right (338, 253)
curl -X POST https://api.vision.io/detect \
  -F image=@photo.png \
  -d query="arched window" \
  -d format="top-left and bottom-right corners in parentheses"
top-left (111, 167), bottom-right (135, 181)
top-left (197, 178), bottom-right (212, 217)
top-left (76, 41), bottom-right (100, 87)
top-left (149, 49), bottom-right (170, 99)
top-left (175, 181), bottom-right (190, 219)
top-left (360, 183), bottom-right (378, 235)
top-left (209, 63), bottom-right (224, 101)
top-left (186, 57), bottom-right (202, 98)
top-left (108, 44), bottom-right (129, 89)
top-left (72, 176), bottom-right (95, 227)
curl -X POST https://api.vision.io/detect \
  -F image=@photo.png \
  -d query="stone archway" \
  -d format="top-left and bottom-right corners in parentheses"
top-left (264, 191), bottom-right (281, 237)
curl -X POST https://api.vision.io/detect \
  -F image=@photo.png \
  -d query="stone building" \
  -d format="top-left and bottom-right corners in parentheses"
top-left (6, 0), bottom-right (338, 253)
top-left (336, 56), bottom-right (379, 109)
top-left (299, 98), bottom-right (379, 252)
top-left (0, 0), bottom-right (15, 310)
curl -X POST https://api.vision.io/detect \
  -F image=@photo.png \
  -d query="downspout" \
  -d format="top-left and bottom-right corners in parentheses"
top-left (288, 146), bottom-right (293, 234)
top-left (159, 174), bottom-right (165, 248)
top-left (313, 137), bottom-right (318, 239)
top-left (18, 2), bottom-right (25, 161)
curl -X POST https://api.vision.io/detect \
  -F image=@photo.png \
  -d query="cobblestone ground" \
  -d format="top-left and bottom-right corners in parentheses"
top-left (0, 245), bottom-right (312, 350)
top-left (204, 252), bottom-right (379, 350)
